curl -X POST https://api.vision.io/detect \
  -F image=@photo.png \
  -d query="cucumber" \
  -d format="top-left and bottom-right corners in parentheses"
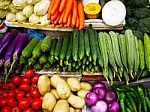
top-left (66, 36), bottom-right (72, 63)
top-left (33, 63), bottom-right (42, 70)
top-left (79, 30), bottom-right (85, 60)
top-left (22, 38), bottom-right (39, 58)
top-left (28, 57), bottom-right (36, 66)
top-left (32, 40), bottom-right (42, 58)
top-left (19, 56), bottom-right (27, 64)
top-left (44, 62), bottom-right (51, 70)
top-left (39, 54), bottom-right (47, 64)
top-left (54, 37), bottom-right (63, 60)
top-left (49, 39), bottom-right (57, 63)
top-left (41, 35), bottom-right (52, 52)
top-left (84, 29), bottom-right (90, 56)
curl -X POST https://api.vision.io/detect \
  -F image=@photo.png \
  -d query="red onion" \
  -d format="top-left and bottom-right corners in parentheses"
top-left (91, 100), bottom-right (108, 112)
top-left (105, 90), bottom-right (117, 104)
top-left (93, 87), bottom-right (107, 100)
top-left (109, 102), bottom-right (120, 112)
top-left (93, 82), bottom-right (106, 89)
top-left (85, 92), bottom-right (98, 106)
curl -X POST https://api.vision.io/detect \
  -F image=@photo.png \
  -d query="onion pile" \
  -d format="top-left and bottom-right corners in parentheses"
top-left (85, 82), bottom-right (120, 112)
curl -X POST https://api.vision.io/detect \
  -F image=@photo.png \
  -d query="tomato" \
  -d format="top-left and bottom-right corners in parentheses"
top-left (2, 91), bottom-right (8, 98)
top-left (12, 106), bottom-right (21, 112)
top-left (18, 98), bottom-right (30, 110)
top-left (20, 83), bottom-right (30, 91)
top-left (7, 82), bottom-right (15, 90)
top-left (26, 93), bottom-right (31, 98)
top-left (24, 108), bottom-right (33, 112)
top-left (1, 106), bottom-right (11, 112)
top-left (8, 90), bottom-right (16, 98)
top-left (15, 89), bottom-right (20, 93)
top-left (22, 77), bottom-right (30, 84)
top-left (7, 98), bottom-right (17, 107)
top-left (17, 91), bottom-right (25, 101)
top-left (0, 98), bottom-right (7, 107)
top-left (25, 69), bottom-right (35, 78)
top-left (31, 89), bottom-right (40, 98)
top-left (31, 99), bottom-right (42, 110)
top-left (31, 74), bottom-right (39, 84)
top-left (30, 84), bottom-right (37, 91)
top-left (12, 75), bottom-right (21, 85)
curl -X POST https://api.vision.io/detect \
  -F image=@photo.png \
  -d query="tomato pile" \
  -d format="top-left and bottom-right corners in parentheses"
top-left (0, 69), bottom-right (42, 112)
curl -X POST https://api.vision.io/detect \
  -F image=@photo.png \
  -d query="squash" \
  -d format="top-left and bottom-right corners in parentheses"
top-left (84, 3), bottom-right (101, 19)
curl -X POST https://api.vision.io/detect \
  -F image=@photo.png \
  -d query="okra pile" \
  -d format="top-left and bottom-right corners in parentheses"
top-left (19, 25), bottom-right (150, 84)
top-left (113, 85), bottom-right (150, 112)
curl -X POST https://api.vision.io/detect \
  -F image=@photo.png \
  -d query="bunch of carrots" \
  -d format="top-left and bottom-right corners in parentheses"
top-left (47, 0), bottom-right (85, 30)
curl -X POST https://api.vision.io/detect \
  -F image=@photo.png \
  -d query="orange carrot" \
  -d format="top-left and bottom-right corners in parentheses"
top-left (59, 8), bottom-right (66, 24)
top-left (54, 15), bottom-right (60, 24)
top-left (67, 12), bottom-right (72, 27)
top-left (60, 24), bottom-right (63, 27)
top-left (77, 2), bottom-right (85, 30)
top-left (64, 24), bottom-right (67, 28)
top-left (63, 0), bottom-right (73, 23)
top-left (47, 0), bottom-right (55, 20)
top-left (71, 0), bottom-right (77, 26)
top-left (76, 14), bottom-right (79, 28)
top-left (52, 23), bottom-right (55, 28)
top-left (51, 10), bottom-right (59, 21)
top-left (50, 0), bottom-right (61, 15)
top-left (59, 0), bottom-right (67, 13)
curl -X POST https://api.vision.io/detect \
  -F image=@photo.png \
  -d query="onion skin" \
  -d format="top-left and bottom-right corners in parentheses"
top-left (93, 82), bottom-right (106, 89)
top-left (109, 102), bottom-right (120, 112)
top-left (85, 92), bottom-right (98, 106)
top-left (91, 100), bottom-right (108, 112)
top-left (93, 87), bottom-right (107, 100)
top-left (105, 90), bottom-right (117, 104)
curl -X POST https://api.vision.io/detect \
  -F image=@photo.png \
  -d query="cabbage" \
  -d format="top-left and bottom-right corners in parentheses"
top-left (34, 0), bottom-right (50, 16)
top-left (16, 11), bottom-right (27, 22)
top-left (25, 0), bottom-right (40, 5)
top-left (40, 14), bottom-right (50, 25)
top-left (0, 9), bottom-right (8, 18)
top-left (6, 12), bottom-right (16, 22)
top-left (0, 0), bottom-right (11, 9)
top-left (8, 3), bottom-right (20, 13)
top-left (12, 0), bottom-right (27, 9)
top-left (29, 13), bottom-right (40, 24)
top-left (23, 5), bottom-right (34, 17)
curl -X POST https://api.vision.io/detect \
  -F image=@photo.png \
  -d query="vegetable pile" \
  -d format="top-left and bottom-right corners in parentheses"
top-left (85, 82), bottom-right (120, 112)
top-left (0, 69), bottom-right (42, 112)
top-left (38, 74), bottom-right (92, 111)
top-left (47, 0), bottom-right (85, 30)
top-left (113, 84), bottom-right (150, 112)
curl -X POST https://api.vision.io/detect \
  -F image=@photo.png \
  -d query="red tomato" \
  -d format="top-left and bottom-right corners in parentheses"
top-left (26, 93), bottom-right (31, 98)
top-left (12, 75), bottom-right (21, 85)
top-left (0, 98), bottom-right (7, 107)
top-left (24, 108), bottom-right (33, 112)
top-left (31, 89), bottom-right (40, 98)
top-left (18, 98), bottom-right (30, 110)
top-left (31, 74), bottom-right (39, 84)
top-left (31, 99), bottom-right (42, 110)
top-left (15, 89), bottom-right (20, 93)
top-left (20, 83), bottom-right (30, 91)
top-left (12, 106), bottom-right (21, 112)
top-left (8, 90), bottom-right (16, 98)
top-left (17, 91), bottom-right (25, 101)
top-left (1, 106), bottom-right (11, 112)
top-left (7, 98), bottom-right (17, 107)
top-left (7, 82), bottom-right (15, 90)
top-left (22, 77), bottom-right (30, 84)
top-left (30, 84), bottom-right (37, 91)
top-left (25, 69), bottom-right (35, 78)
top-left (2, 91), bottom-right (8, 98)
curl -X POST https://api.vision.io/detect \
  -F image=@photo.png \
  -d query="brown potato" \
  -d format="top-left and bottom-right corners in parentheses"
top-left (81, 82), bottom-right (92, 91)
top-left (51, 89), bottom-right (60, 100)
top-left (67, 78), bottom-right (81, 91)
top-left (70, 107), bottom-right (75, 112)
top-left (53, 100), bottom-right (69, 112)
top-left (77, 89), bottom-right (89, 98)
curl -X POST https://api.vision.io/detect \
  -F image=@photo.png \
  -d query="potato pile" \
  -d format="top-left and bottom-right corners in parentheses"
top-left (37, 75), bottom-right (92, 112)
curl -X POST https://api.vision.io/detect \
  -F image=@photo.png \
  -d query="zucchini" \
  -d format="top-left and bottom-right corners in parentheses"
top-left (66, 36), bottom-right (72, 63)
top-left (19, 56), bottom-right (27, 64)
top-left (33, 63), bottom-right (42, 70)
top-left (39, 54), bottom-right (47, 64)
top-left (54, 37), bottom-right (63, 60)
top-left (32, 40), bottom-right (42, 58)
top-left (49, 38), bottom-right (57, 63)
top-left (28, 57), bottom-right (36, 66)
top-left (41, 35), bottom-right (52, 52)
top-left (79, 30), bottom-right (85, 60)
top-left (22, 38), bottom-right (39, 58)
top-left (44, 62), bottom-right (51, 70)
top-left (84, 29), bottom-right (90, 56)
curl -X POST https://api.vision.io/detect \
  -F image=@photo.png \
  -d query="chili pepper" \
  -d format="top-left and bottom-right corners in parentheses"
top-left (145, 97), bottom-right (150, 111)
top-left (147, 88), bottom-right (150, 99)
top-left (125, 98), bottom-right (134, 112)
top-left (126, 108), bottom-right (132, 112)
top-left (145, 88), bottom-right (148, 97)
top-left (129, 92), bottom-right (138, 103)
top-left (134, 89), bottom-right (142, 112)
top-left (120, 92), bottom-right (127, 112)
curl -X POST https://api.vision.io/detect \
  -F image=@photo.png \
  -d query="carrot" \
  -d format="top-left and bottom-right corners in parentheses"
top-left (59, 0), bottom-right (67, 13)
top-left (59, 8), bottom-right (66, 24)
top-left (67, 12), bottom-right (72, 27)
top-left (52, 23), bottom-right (55, 28)
top-left (76, 14), bottom-right (79, 28)
top-left (63, 0), bottom-right (73, 23)
top-left (54, 15), bottom-right (60, 24)
top-left (60, 24), bottom-right (63, 27)
top-left (64, 24), bottom-right (67, 28)
top-left (50, 0), bottom-right (61, 15)
top-left (72, 0), bottom-right (77, 26)
top-left (77, 2), bottom-right (85, 30)
top-left (51, 10), bottom-right (59, 21)
top-left (47, 0), bottom-right (55, 20)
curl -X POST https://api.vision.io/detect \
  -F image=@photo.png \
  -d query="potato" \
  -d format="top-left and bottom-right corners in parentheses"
top-left (50, 75), bottom-right (66, 88)
top-left (42, 92), bottom-right (56, 112)
top-left (38, 75), bottom-right (50, 95)
top-left (53, 100), bottom-right (69, 112)
top-left (57, 82), bottom-right (71, 99)
top-left (75, 109), bottom-right (82, 112)
top-left (77, 89), bottom-right (89, 98)
top-left (81, 82), bottom-right (92, 91)
top-left (70, 107), bottom-right (75, 112)
top-left (51, 89), bottom-right (60, 100)
top-left (67, 94), bottom-right (85, 109)
top-left (67, 78), bottom-right (81, 91)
